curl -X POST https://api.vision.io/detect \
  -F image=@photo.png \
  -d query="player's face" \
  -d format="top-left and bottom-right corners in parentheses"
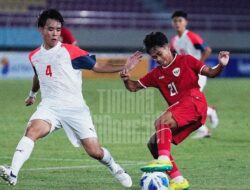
top-left (40, 19), bottom-right (62, 49)
top-left (149, 45), bottom-right (173, 66)
top-left (172, 17), bottom-right (187, 33)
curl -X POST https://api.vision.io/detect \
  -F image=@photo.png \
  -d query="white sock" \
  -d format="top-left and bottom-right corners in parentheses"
top-left (207, 106), bottom-right (213, 116)
top-left (158, 155), bottom-right (171, 162)
top-left (11, 136), bottom-right (34, 176)
top-left (99, 147), bottom-right (118, 173)
top-left (172, 176), bottom-right (184, 183)
top-left (207, 106), bottom-right (219, 128)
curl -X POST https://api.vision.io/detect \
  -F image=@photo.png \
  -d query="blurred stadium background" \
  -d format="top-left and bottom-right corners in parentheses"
top-left (0, 0), bottom-right (250, 78)
top-left (0, 1), bottom-right (250, 190)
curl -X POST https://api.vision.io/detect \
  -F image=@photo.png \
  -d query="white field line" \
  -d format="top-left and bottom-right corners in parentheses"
top-left (0, 156), bottom-right (147, 172)
top-left (0, 156), bottom-right (144, 163)
top-left (22, 162), bottom-right (147, 172)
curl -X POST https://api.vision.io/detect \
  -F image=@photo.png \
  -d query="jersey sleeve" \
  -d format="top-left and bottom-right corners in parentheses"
top-left (187, 55), bottom-right (206, 74)
top-left (187, 31), bottom-right (208, 52)
top-left (138, 70), bottom-right (158, 88)
top-left (28, 47), bottom-right (40, 67)
top-left (62, 44), bottom-right (96, 70)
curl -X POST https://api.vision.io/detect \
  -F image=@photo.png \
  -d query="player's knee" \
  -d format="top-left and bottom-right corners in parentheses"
top-left (154, 119), bottom-right (166, 129)
top-left (154, 120), bottom-right (172, 130)
top-left (25, 125), bottom-right (40, 141)
top-left (25, 122), bottom-right (50, 141)
top-left (81, 138), bottom-right (103, 160)
top-left (86, 147), bottom-right (103, 160)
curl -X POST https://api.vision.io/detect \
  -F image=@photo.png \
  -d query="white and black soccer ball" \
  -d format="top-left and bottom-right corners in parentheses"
top-left (140, 172), bottom-right (170, 190)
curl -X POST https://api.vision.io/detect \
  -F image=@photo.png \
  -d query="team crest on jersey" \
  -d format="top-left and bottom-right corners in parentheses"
top-left (173, 68), bottom-right (180, 77)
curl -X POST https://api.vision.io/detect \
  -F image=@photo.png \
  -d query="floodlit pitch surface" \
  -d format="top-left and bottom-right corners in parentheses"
top-left (0, 79), bottom-right (249, 190)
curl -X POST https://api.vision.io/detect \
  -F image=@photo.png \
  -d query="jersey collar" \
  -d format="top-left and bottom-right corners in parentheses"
top-left (41, 41), bottom-right (61, 53)
top-left (177, 29), bottom-right (188, 39)
top-left (162, 54), bottom-right (177, 69)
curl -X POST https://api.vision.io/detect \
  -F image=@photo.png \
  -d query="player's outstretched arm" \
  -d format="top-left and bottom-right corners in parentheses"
top-left (92, 51), bottom-right (142, 73)
top-left (25, 74), bottom-right (40, 106)
top-left (120, 70), bottom-right (144, 92)
top-left (201, 51), bottom-right (230, 78)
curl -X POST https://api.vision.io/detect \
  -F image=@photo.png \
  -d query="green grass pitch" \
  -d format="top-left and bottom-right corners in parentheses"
top-left (0, 78), bottom-right (250, 190)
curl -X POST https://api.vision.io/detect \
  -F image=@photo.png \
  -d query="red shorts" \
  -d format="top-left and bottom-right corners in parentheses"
top-left (168, 95), bottom-right (207, 145)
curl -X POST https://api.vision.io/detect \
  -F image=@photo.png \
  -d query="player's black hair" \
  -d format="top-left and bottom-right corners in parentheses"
top-left (37, 8), bottom-right (64, 27)
top-left (143, 32), bottom-right (169, 54)
top-left (171, 10), bottom-right (188, 19)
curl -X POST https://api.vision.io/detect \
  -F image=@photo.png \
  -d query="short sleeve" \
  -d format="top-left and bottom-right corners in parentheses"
top-left (62, 44), bottom-right (96, 70)
top-left (138, 69), bottom-right (158, 88)
top-left (187, 31), bottom-right (208, 52)
top-left (28, 47), bottom-right (40, 67)
top-left (71, 55), bottom-right (96, 70)
top-left (186, 55), bottom-right (206, 74)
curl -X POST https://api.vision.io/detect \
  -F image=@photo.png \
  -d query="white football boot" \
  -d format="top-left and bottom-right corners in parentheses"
top-left (112, 164), bottom-right (132, 188)
top-left (0, 165), bottom-right (17, 186)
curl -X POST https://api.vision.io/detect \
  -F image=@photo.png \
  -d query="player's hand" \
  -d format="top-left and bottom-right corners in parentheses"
top-left (124, 51), bottom-right (142, 71)
top-left (218, 51), bottom-right (230, 66)
top-left (119, 69), bottom-right (130, 81)
top-left (25, 96), bottom-right (36, 106)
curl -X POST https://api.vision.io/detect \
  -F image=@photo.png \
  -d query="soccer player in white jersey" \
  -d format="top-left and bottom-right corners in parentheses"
top-left (171, 10), bottom-right (219, 139)
top-left (0, 9), bottom-right (141, 187)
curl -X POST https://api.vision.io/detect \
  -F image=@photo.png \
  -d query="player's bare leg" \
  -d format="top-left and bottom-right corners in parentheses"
top-left (80, 137), bottom-right (132, 188)
top-left (141, 111), bottom-right (176, 172)
top-left (0, 120), bottom-right (51, 186)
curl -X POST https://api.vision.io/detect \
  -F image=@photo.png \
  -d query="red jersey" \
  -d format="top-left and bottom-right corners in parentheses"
top-left (138, 54), bottom-right (206, 106)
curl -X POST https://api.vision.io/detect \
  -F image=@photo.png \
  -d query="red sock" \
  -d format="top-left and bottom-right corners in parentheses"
top-left (156, 124), bottom-right (172, 157)
top-left (166, 154), bottom-right (182, 179)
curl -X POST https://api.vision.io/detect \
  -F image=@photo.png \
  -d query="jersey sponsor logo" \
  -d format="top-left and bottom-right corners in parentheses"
top-left (158, 76), bottom-right (165, 80)
top-left (173, 68), bottom-right (180, 77)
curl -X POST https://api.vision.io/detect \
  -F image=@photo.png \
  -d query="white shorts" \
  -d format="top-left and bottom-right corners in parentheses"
top-left (29, 105), bottom-right (97, 147)
top-left (198, 74), bottom-right (207, 91)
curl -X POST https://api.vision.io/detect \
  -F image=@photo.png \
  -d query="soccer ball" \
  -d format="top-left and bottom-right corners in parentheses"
top-left (140, 172), bottom-right (170, 190)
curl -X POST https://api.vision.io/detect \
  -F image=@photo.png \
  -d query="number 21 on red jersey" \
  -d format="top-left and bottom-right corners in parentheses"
top-left (168, 82), bottom-right (178, 96)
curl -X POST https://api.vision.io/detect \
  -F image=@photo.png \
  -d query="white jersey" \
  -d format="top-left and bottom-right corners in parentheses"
top-left (171, 30), bottom-right (208, 91)
top-left (29, 42), bottom-right (96, 108)
top-left (171, 30), bottom-right (208, 60)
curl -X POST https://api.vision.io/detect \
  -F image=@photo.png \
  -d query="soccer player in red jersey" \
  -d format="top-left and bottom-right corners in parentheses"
top-left (120, 32), bottom-right (230, 190)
